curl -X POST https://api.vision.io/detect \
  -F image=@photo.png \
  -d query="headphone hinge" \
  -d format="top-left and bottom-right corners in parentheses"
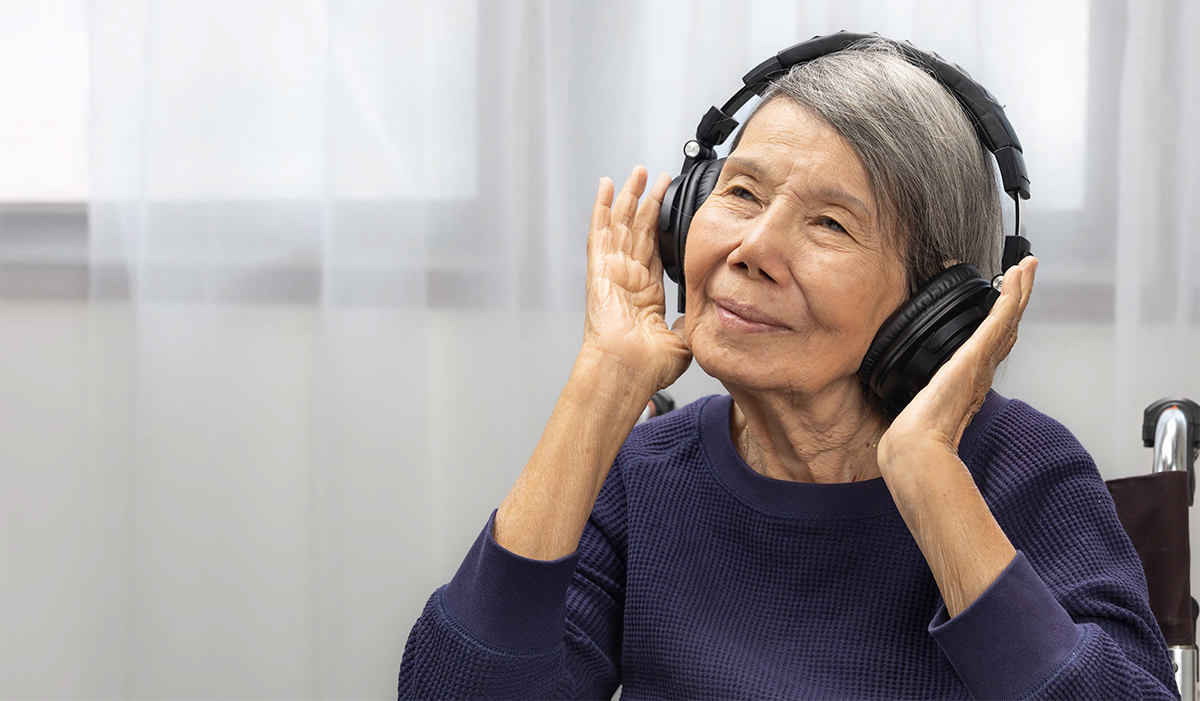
top-left (695, 106), bottom-right (740, 148)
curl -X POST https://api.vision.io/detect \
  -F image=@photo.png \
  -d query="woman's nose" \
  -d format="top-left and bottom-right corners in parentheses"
top-left (725, 208), bottom-right (790, 283)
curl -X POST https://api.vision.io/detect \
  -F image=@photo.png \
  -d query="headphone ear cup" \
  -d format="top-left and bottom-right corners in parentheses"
top-left (668, 158), bottom-right (725, 314)
top-left (687, 157), bottom-right (725, 214)
top-left (658, 158), bottom-right (727, 284)
top-left (658, 174), bottom-right (688, 284)
top-left (858, 263), bottom-right (998, 415)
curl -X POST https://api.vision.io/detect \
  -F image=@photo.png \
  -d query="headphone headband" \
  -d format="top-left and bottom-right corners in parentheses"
top-left (690, 31), bottom-right (1031, 202)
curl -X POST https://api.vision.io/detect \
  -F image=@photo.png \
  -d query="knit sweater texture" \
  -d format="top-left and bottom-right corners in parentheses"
top-left (397, 390), bottom-right (1179, 699)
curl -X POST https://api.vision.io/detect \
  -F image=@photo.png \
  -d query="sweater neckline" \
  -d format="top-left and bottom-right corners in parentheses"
top-left (698, 390), bottom-right (1005, 518)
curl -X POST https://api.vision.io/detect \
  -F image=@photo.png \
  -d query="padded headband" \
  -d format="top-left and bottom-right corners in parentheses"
top-left (689, 31), bottom-right (1031, 201)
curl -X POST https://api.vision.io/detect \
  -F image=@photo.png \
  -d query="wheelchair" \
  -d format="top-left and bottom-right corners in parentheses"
top-left (1109, 398), bottom-right (1199, 700)
top-left (638, 394), bottom-right (1200, 700)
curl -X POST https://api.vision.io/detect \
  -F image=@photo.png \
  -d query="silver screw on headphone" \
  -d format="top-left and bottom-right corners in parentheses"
top-left (684, 140), bottom-right (702, 158)
top-left (991, 274), bottom-right (1004, 292)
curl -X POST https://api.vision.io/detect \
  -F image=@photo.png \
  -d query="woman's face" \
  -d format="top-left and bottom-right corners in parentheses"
top-left (683, 98), bottom-right (909, 397)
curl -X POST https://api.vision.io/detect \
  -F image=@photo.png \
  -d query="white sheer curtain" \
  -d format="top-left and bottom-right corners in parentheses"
top-left (1, 1), bottom-right (1197, 699)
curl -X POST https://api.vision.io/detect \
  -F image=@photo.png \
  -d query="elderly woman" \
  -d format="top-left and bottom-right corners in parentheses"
top-left (398, 40), bottom-right (1176, 699)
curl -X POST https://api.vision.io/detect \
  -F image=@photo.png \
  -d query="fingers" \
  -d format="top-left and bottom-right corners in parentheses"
top-left (588, 177), bottom-right (615, 259)
top-left (593, 165), bottom-right (670, 267)
top-left (631, 172), bottom-right (670, 234)
top-left (988, 266), bottom-right (1022, 351)
top-left (1004, 256), bottom-right (1037, 354)
top-left (611, 166), bottom-right (648, 224)
top-left (992, 256), bottom-right (1036, 333)
top-left (610, 167), bottom-right (648, 262)
top-left (950, 258), bottom-right (1025, 369)
top-left (982, 256), bottom-right (1037, 363)
top-left (1016, 256), bottom-right (1036, 316)
top-left (631, 172), bottom-right (671, 264)
top-left (1002, 255), bottom-right (1036, 306)
top-left (593, 176), bottom-right (614, 216)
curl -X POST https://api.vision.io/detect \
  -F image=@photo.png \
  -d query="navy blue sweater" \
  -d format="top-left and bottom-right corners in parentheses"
top-left (398, 391), bottom-right (1178, 699)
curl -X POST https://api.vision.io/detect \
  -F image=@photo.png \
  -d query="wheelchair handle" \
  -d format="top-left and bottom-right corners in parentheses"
top-left (1144, 398), bottom-right (1199, 506)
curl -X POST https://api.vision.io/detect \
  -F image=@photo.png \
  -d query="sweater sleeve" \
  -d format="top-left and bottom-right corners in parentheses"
top-left (930, 400), bottom-right (1180, 700)
top-left (397, 459), bottom-right (628, 700)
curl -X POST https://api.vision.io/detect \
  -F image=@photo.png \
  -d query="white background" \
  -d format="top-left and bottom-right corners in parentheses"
top-left (1, 1), bottom-right (1197, 699)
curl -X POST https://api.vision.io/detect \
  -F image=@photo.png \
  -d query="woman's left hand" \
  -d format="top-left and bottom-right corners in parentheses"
top-left (878, 255), bottom-right (1038, 465)
top-left (875, 256), bottom-right (1036, 616)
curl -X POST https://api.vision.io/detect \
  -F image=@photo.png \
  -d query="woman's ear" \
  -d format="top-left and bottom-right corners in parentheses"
top-left (942, 259), bottom-right (962, 269)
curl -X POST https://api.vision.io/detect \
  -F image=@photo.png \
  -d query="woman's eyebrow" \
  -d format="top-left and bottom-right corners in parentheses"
top-left (724, 156), bottom-right (771, 181)
top-left (810, 185), bottom-right (870, 221)
top-left (725, 156), bottom-right (870, 221)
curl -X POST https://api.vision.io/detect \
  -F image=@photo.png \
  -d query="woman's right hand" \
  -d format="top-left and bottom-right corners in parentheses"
top-left (581, 165), bottom-right (693, 393)
top-left (494, 166), bottom-right (691, 561)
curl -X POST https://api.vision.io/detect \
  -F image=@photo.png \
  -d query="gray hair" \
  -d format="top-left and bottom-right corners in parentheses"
top-left (729, 38), bottom-right (1003, 294)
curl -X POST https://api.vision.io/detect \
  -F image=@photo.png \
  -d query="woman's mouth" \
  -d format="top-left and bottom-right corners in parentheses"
top-left (713, 300), bottom-right (789, 333)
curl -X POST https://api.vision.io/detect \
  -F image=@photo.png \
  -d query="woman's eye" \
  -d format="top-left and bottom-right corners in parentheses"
top-left (817, 215), bottom-right (847, 234)
top-left (729, 186), bottom-right (757, 202)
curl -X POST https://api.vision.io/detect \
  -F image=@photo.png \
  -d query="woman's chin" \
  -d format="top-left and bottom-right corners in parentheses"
top-left (690, 328), bottom-right (795, 392)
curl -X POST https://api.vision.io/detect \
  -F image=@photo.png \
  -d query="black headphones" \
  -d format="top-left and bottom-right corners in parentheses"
top-left (657, 31), bottom-right (1033, 414)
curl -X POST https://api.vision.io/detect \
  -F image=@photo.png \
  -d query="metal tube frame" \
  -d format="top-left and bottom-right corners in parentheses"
top-left (1155, 405), bottom-right (1198, 700)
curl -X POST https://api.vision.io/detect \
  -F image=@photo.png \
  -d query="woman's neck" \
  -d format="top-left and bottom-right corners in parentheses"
top-left (727, 382), bottom-right (888, 484)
